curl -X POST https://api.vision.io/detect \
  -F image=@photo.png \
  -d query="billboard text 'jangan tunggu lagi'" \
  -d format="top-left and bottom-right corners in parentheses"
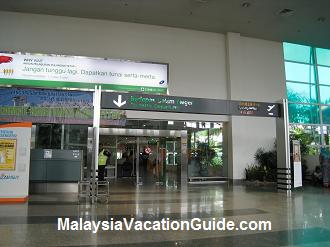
top-left (0, 52), bottom-right (168, 93)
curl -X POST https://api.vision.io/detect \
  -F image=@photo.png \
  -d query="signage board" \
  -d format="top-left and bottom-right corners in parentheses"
top-left (102, 92), bottom-right (230, 115)
top-left (231, 101), bottom-right (280, 117)
top-left (72, 150), bottom-right (81, 159)
top-left (292, 140), bottom-right (302, 188)
top-left (0, 87), bottom-right (126, 125)
top-left (0, 122), bottom-right (32, 202)
top-left (0, 52), bottom-right (168, 93)
top-left (0, 139), bottom-right (16, 170)
top-left (44, 149), bottom-right (53, 159)
top-left (101, 92), bottom-right (280, 117)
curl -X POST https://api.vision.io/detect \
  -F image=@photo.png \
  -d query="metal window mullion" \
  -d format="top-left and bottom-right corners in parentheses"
top-left (287, 101), bottom-right (319, 106)
top-left (284, 59), bottom-right (313, 66)
top-left (316, 63), bottom-right (330, 69)
top-left (286, 80), bottom-right (316, 85)
top-left (319, 83), bottom-right (330, 87)
top-left (313, 47), bottom-right (326, 146)
top-left (115, 135), bottom-right (118, 179)
top-left (61, 124), bottom-right (65, 150)
top-left (289, 123), bottom-right (325, 127)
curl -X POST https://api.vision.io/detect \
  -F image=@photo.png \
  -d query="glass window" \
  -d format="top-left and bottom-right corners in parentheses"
top-left (285, 43), bottom-right (330, 148)
top-left (290, 125), bottom-right (322, 146)
top-left (320, 86), bottom-right (330, 105)
top-left (316, 48), bottom-right (330, 66)
top-left (288, 103), bottom-right (320, 124)
top-left (188, 124), bottom-right (225, 178)
top-left (286, 82), bottom-right (318, 103)
top-left (283, 43), bottom-right (313, 63)
top-left (285, 62), bottom-right (315, 83)
top-left (325, 126), bottom-right (330, 146)
top-left (36, 124), bottom-right (62, 149)
top-left (321, 105), bottom-right (330, 124)
top-left (317, 66), bottom-right (330, 85)
top-left (64, 125), bottom-right (88, 146)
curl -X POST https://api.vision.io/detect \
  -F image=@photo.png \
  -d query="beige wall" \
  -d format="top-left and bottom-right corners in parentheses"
top-left (0, 11), bottom-right (227, 99)
top-left (226, 34), bottom-right (286, 179)
top-left (0, 11), bottom-right (287, 179)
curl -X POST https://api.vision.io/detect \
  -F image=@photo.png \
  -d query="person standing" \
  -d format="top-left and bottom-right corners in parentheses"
top-left (98, 145), bottom-right (109, 181)
top-left (320, 147), bottom-right (330, 188)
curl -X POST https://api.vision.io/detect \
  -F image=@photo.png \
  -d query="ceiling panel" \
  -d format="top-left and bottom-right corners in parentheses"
top-left (0, 0), bottom-right (329, 48)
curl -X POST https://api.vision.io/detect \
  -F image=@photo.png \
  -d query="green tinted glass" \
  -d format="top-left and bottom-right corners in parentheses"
top-left (285, 62), bottom-right (315, 83)
top-left (318, 66), bottom-right (330, 85)
top-left (316, 48), bottom-right (330, 66)
top-left (322, 106), bottom-right (330, 124)
top-left (288, 103), bottom-right (320, 124)
top-left (289, 125), bottom-right (322, 145)
top-left (286, 82), bottom-right (318, 103)
top-left (325, 126), bottom-right (330, 145)
top-left (320, 86), bottom-right (330, 104)
top-left (283, 43), bottom-right (313, 63)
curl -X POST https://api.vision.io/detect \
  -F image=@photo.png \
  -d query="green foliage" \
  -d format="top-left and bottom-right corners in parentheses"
top-left (287, 90), bottom-right (320, 124)
top-left (254, 148), bottom-right (277, 170)
top-left (289, 127), bottom-right (318, 179)
top-left (245, 144), bottom-right (277, 182)
top-left (210, 155), bottom-right (223, 167)
top-left (289, 127), bottom-right (314, 155)
top-left (245, 164), bottom-right (265, 181)
top-left (196, 142), bottom-right (223, 168)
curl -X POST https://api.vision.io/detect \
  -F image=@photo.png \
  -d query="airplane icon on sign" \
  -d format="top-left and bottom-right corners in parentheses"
top-left (267, 105), bottom-right (275, 116)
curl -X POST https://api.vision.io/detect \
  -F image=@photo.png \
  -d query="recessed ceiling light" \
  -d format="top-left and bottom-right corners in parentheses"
top-left (278, 8), bottom-right (295, 16)
top-left (242, 2), bottom-right (251, 8)
top-left (195, 0), bottom-right (208, 3)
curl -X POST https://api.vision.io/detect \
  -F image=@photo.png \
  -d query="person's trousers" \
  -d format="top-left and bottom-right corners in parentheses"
top-left (322, 164), bottom-right (330, 187)
top-left (98, 165), bottom-right (106, 181)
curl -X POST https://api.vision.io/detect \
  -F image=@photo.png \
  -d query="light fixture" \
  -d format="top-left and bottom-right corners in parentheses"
top-left (278, 8), bottom-right (295, 16)
top-left (241, 2), bottom-right (251, 8)
top-left (195, 0), bottom-right (208, 3)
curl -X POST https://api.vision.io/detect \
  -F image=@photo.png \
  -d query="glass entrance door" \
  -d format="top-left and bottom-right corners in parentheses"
top-left (96, 127), bottom-right (186, 187)
top-left (138, 137), bottom-right (161, 185)
top-left (158, 137), bottom-right (181, 188)
top-left (116, 136), bottom-right (137, 180)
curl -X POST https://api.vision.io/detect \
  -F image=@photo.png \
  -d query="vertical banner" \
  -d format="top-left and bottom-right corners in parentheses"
top-left (0, 122), bottom-right (32, 202)
top-left (292, 140), bottom-right (302, 188)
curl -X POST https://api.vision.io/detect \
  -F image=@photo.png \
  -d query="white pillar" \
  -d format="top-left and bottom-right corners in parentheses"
top-left (225, 32), bottom-right (286, 181)
top-left (91, 85), bottom-right (101, 202)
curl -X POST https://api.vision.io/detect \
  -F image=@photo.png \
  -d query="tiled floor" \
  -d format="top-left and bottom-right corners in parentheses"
top-left (0, 181), bottom-right (330, 246)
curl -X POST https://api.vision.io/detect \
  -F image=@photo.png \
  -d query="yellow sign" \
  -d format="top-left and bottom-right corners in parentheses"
top-left (0, 139), bottom-right (16, 170)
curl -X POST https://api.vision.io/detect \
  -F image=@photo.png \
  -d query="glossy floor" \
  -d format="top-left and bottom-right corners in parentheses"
top-left (0, 181), bottom-right (330, 247)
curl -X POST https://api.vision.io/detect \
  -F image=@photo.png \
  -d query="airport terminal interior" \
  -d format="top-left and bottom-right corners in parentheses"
top-left (1, 1), bottom-right (330, 246)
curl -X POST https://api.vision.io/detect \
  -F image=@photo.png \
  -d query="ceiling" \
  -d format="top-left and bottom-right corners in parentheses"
top-left (0, 0), bottom-right (330, 48)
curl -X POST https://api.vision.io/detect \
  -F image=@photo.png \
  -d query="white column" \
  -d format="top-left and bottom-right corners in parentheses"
top-left (225, 32), bottom-right (286, 180)
top-left (91, 85), bottom-right (101, 202)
